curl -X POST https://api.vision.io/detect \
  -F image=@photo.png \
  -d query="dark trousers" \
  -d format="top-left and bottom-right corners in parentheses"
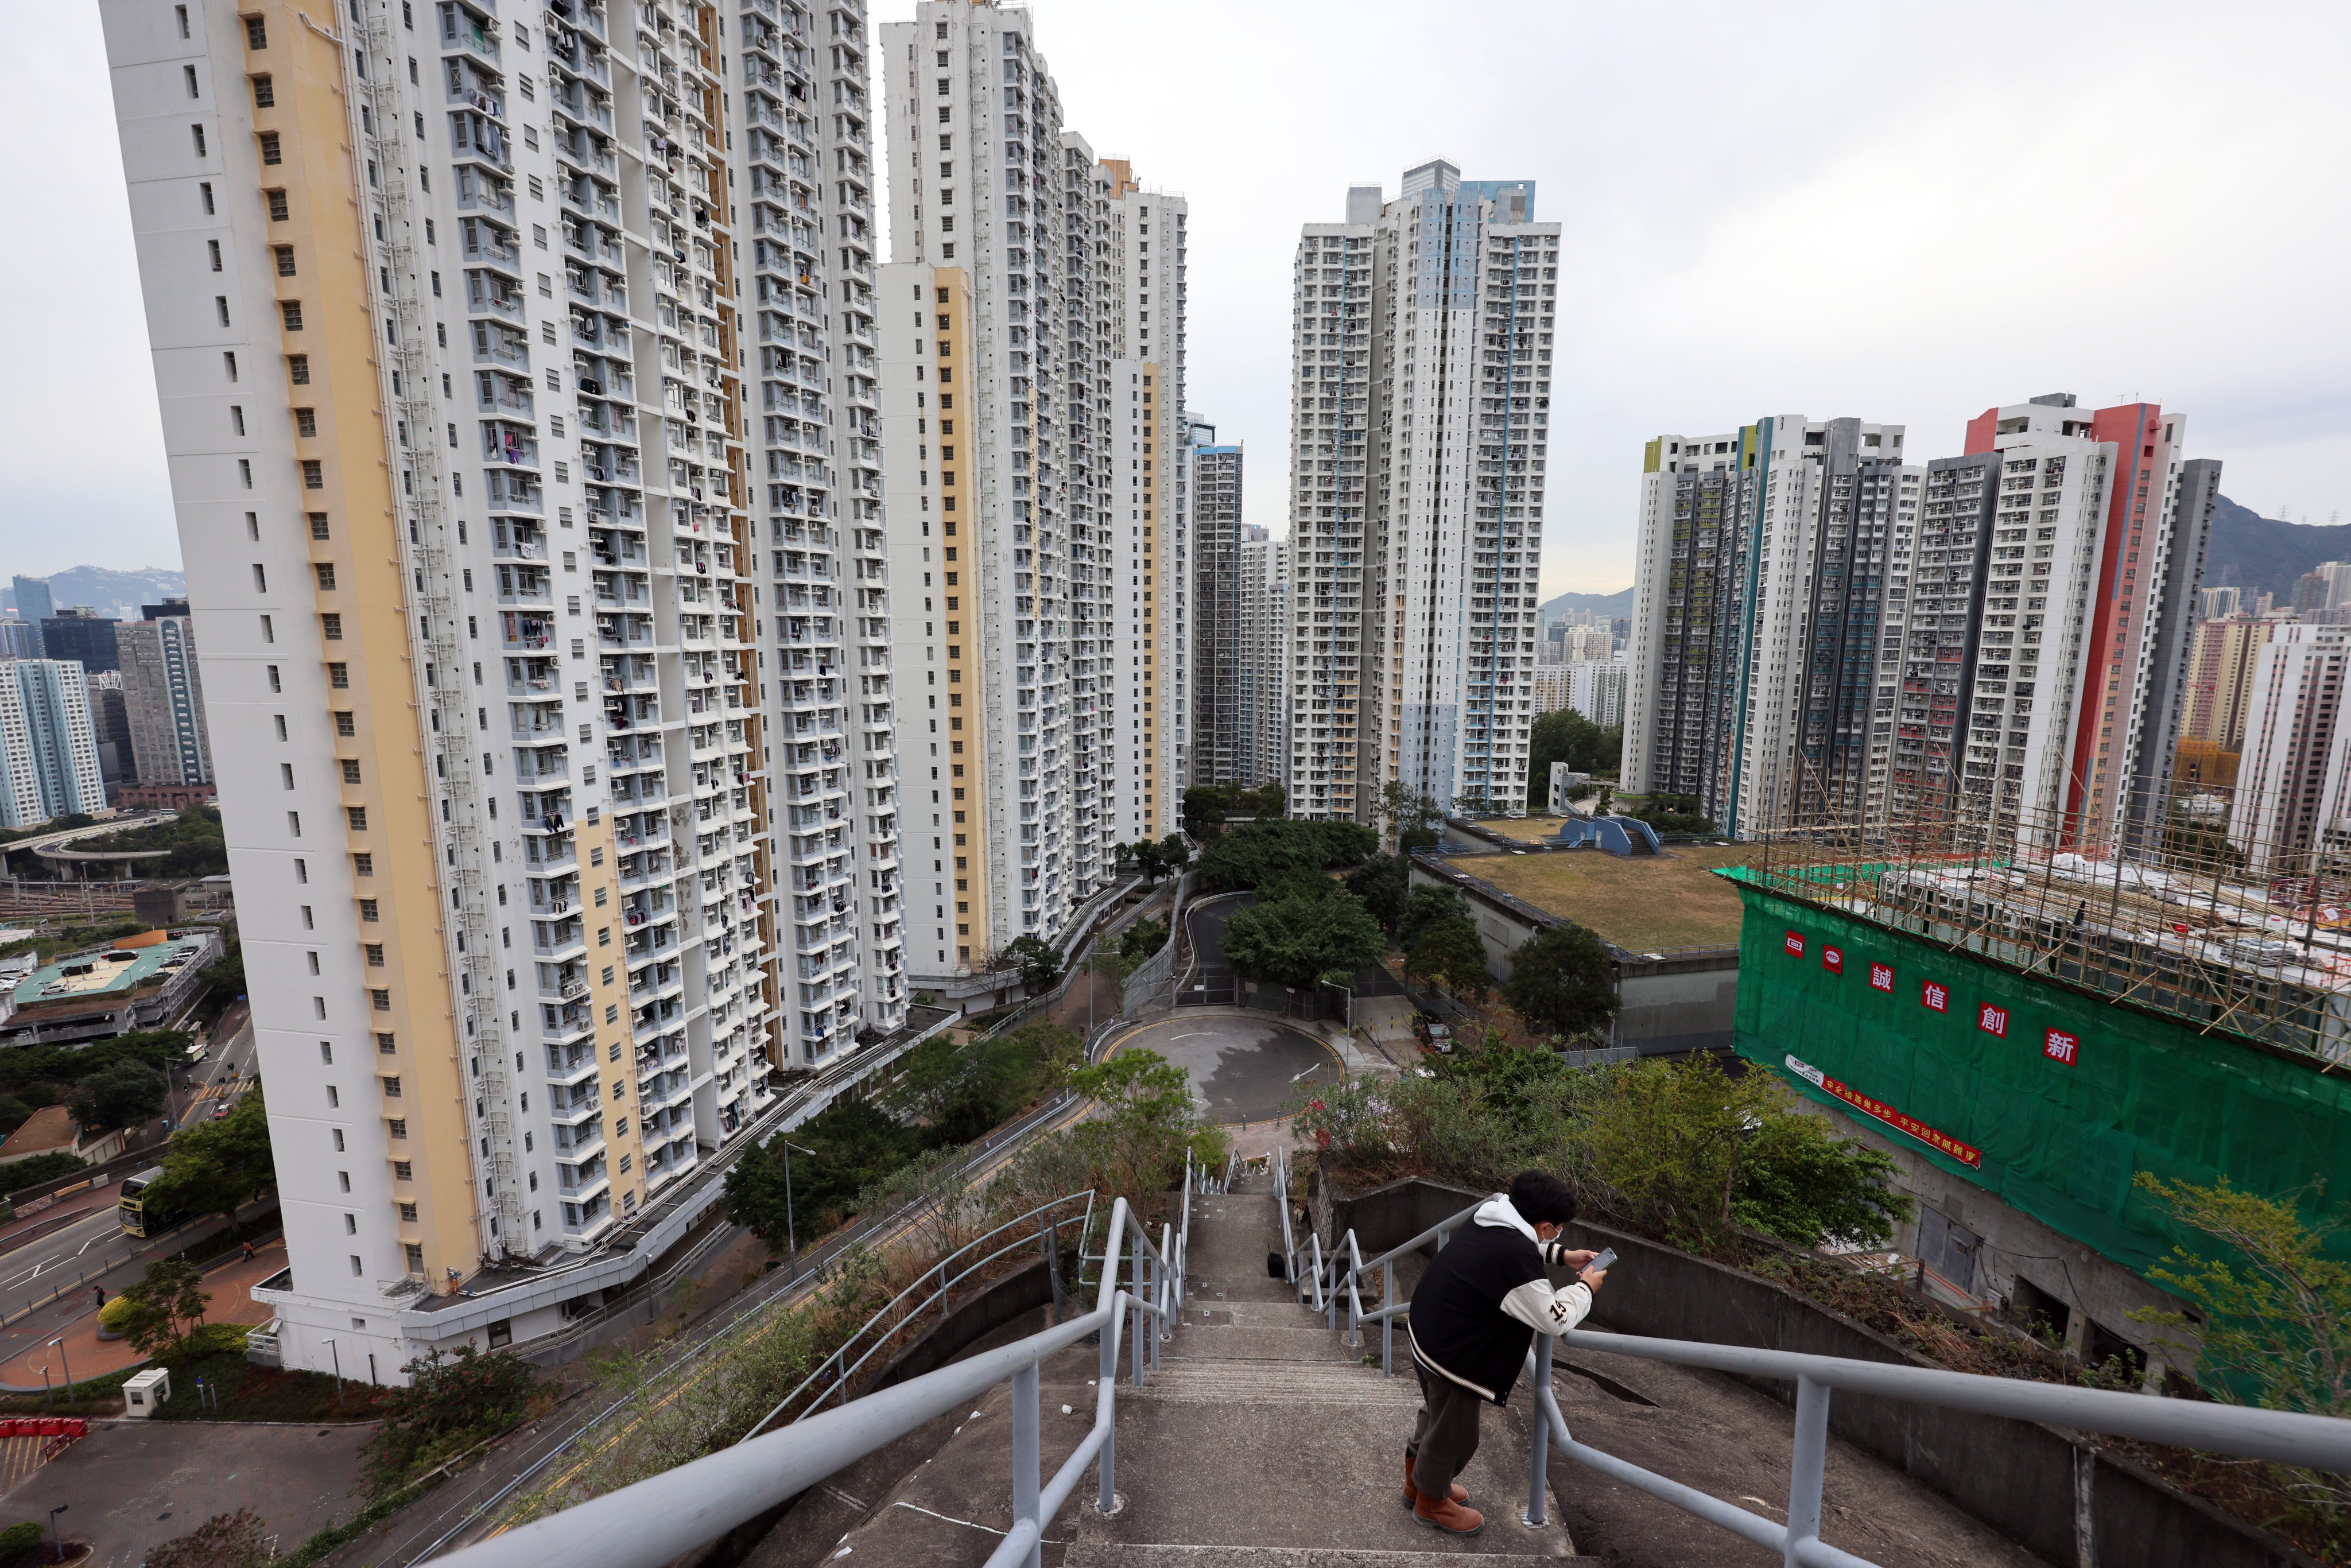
top-left (1406, 1361), bottom-right (1484, 1503)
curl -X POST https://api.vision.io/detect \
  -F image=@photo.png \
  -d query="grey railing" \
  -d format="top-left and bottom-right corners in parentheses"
top-left (1285, 1173), bottom-right (2351, 1566)
top-left (433, 1156), bottom-right (1199, 1568)
top-left (743, 1190), bottom-right (1097, 1437)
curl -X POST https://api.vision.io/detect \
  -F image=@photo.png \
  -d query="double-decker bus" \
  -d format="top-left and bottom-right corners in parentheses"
top-left (118, 1168), bottom-right (182, 1239)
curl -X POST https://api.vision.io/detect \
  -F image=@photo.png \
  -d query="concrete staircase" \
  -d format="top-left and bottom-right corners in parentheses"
top-left (751, 1172), bottom-right (1594, 1568)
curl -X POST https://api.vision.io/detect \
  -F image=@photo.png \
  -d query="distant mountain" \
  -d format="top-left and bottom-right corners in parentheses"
top-left (2203, 497), bottom-right (2351, 601)
top-left (1538, 587), bottom-right (1632, 623)
top-left (2, 566), bottom-right (186, 622)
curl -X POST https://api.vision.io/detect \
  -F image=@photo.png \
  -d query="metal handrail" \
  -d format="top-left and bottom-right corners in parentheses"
top-left (436, 1179), bottom-right (1195, 1568)
top-left (1299, 1189), bottom-right (2351, 1564)
top-left (743, 1190), bottom-right (1097, 1438)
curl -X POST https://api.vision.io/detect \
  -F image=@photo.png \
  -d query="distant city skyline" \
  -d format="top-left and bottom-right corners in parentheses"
top-left (9, 2), bottom-right (2350, 593)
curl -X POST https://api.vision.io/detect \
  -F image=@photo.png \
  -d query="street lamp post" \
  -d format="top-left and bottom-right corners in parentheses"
top-left (322, 1336), bottom-right (343, 1408)
top-left (778, 1139), bottom-right (814, 1284)
top-left (46, 1339), bottom-right (72, 1405)
top-left (48, 1505), bottom-right (65, 1563)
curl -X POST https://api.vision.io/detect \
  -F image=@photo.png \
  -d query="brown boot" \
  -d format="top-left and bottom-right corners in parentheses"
top-left (1401, 1457), bottom-right (1471, 1509)
top-left (1413, 1495), bottom-right (1485, 1536)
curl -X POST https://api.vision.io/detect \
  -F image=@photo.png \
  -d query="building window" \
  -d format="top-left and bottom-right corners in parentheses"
top-left (399, 1201), bottom-right (418, 1222)
top-left (345, 803), bottom-right (368, 829)
top-left (296, 408), bottom-right (317, 437)
top-left (320, 612), bottom-right (342, 640)
top-left (302, 459), bottom-right (324, 488)
top-left (370, 988), bottom-right (390, 1011)
top-left (288, 353), bottom-right (309, 383)
top-left (381, 1075), bottom-right (402, 1097)
top-left (310, 511), bottom-right (330, 538)
top-left (280, 300), bottom-right (304, 331)
top-left (352, 852), bottom-right (373, 876)
top-left (342, 758), bottom-right (362, 784)
top-left (259, 131), bottom-right (280, 164)
top-left (487, 1319), bottom-right (513, 1348)
top-left (364, 943), bottom-right (385, 967)
top-left (328, 661), bottom-right (350, 689)
top-left (191, 124), bottom-right (207, 157)
top-left (266, 188), bottom-right (288, 220)
top-left (393, 1159), bottom-right (412, 1179)
top-left (251, 74), bottom-right (274, 107)
top-left (376, 1031), bottom-right (395, 1053)
top-left (387, 1118), bottom-right (407, 1139)
top-left (315, 562), bottom-right (337, 591)
top-left (404, 1242), bottom-right (424, 1271)
top-left (274, 245), bottom-right (297, 277)
top-left (245, 15), bottom-right (267, 48)
top-left (336, 711), bottom-right (356, 736)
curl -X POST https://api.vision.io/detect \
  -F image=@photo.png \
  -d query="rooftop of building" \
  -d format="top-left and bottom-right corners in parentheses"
top-left (0, 1105), bottom-right (84, 1159)
top-left (11, 929), bottom-right (210, 1010)
top-left (1446, 837), bottom-right (1749, 952)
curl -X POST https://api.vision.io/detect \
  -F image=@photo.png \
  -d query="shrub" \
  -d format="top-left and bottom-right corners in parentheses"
top-left (363, 1345), bottom-right (537, 1497)
top-left (96, 1294), bottom-right (138, 1336)
top-left (0, 1522), bottom-right (42, 1565)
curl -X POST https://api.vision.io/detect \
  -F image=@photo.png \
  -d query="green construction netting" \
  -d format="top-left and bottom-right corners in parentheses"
top-left (1728, 876), bottom-right (2351, 1278)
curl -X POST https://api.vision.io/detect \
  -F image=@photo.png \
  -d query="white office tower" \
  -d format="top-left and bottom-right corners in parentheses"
top-left (0, 662), bottom-right (107, 829)
top-left (720, 0), bottom-right (906, 1055)
top-left (101, 0), bottom-right (824, 1380)
top-left (879, 1), bottom-right (1181, 984)
top-left (1287, 161), bottom-right (1554, 824)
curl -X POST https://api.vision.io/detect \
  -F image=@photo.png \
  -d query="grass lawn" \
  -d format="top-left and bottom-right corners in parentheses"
top-left (1451, 843), bottom-right (1751, 952)
top-left (1471, 816), bottom-right (1578, 843)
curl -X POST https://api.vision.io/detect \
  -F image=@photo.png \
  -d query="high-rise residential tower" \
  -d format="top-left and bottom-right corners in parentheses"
top-left (0, 662), bottom-right (107, 828)
top-left (878, 0), bottom-right (1183, 983)
top-left (1237, 530), bottom-right (1288, 799)
top-left (720, 0), bottom-right (907, 1058)
top-left (100, 0), bottom-right (887, 1381)
top-left (1189, 429), bottom-right (1246, 787)
top-left (119, 614), bottom-right (215, 787)
top-left (1624, 417), bottom-right (1918, 836)
top-left (1287, 162), bottom-right (1554, 824)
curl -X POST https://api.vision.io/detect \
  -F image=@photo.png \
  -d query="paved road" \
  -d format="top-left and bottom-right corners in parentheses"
top-left (1107, 1014), bottom-right (1343, 1124)
top-left (1180, 891), bottom-right (1403, 1006)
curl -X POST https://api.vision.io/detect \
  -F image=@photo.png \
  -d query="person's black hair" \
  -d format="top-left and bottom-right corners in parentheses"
top-left (1508, 1170), bottom-right (1577, 1228)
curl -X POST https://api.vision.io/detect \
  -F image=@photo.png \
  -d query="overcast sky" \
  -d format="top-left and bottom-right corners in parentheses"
top-left (7, 1), bottom-right (2348, 597)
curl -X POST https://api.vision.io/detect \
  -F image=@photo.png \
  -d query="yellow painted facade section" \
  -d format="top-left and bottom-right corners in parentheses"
top-left (578, 815), bottom-right (645, 1218)
top-left (933, 268), bottom-right (991, 968)
top-left (263, 2), bottom-right (479, 1287)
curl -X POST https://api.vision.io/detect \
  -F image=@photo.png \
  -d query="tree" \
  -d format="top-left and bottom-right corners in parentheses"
top-left (364, 1344), bottom-right (538, 1497)
top-left (1343, 855), bottom-right (1410, 933)
top-left (1380, 782), bottom-right (1443, 849)
top-left (722, 1097), bottom-right (924, 1240)
top-left (1405, 916), bottom-right (1492, 1001)
top-left (1232, 779), bottom-right (1286, 818)
top-left (1195, 820), bottom-right (1378, 891)
top-left (114, 1257), bottom-right (210, 1356)
top-left (141, 1086), bottom-right (275, 1222)
top-left (1395, 884), bottom-right (1471, 953)
top-left (883, 1020), bottom-right (1080, 1143)
top-left (1155, 834), bottom-right (1193, 879)
top-left (146, 1509), bottom-right (270, 1568)
top-left (1528, 708), bottom-right (1594, 809)
top-left (66, 1060), bottom-right (166, 1132)
top-left (1504, 923), bottom-right (1620, 1038)
top-left (1733, 1115), bottom-right (1911, 1249)
top-left (1000, 934), bottom-right (1063, 993)
top-left (1182, 786), bottom-right (1231, 841)
top-left (1220, 892), bottom-right (1386, 989)
top-left (2132, 1174), bottom-right (2351, 1423)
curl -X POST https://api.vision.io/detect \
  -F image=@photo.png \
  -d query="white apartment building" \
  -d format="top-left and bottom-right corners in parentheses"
top-left (2230, 623), bottom-right (2351, 877)
top-left (1289, 161), bottom-right (1553, 824)
top-left (0, 662), bottom-right (107, 829)
top-left (878, 0), bottom-right (1181, 983)
top-left (721, 0), bottom-right (907, 1058)
top-left (100, 0), bottom-right (889, 1381)
top-left (1237, 531), bottom-right (1289, 800)
top-left (1624, 417), bottom-right (1917, 835)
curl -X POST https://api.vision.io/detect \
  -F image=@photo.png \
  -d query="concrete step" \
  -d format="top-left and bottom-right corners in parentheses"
top-left (1161, 1324), bottom-right (1368, 1363)
top-left (1067, 1549), bottom-right (1599, 1568)
top-left (1132, 1359), bottom-right (1421, 1409)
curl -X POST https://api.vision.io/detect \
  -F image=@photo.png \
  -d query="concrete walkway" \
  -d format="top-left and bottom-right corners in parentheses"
top-left (0, 1238), bottom-right (286, 1390)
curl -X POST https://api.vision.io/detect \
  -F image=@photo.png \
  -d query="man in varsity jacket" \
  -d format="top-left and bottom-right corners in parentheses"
top-left (1403, 1170), bottom-right (1607, 1535)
